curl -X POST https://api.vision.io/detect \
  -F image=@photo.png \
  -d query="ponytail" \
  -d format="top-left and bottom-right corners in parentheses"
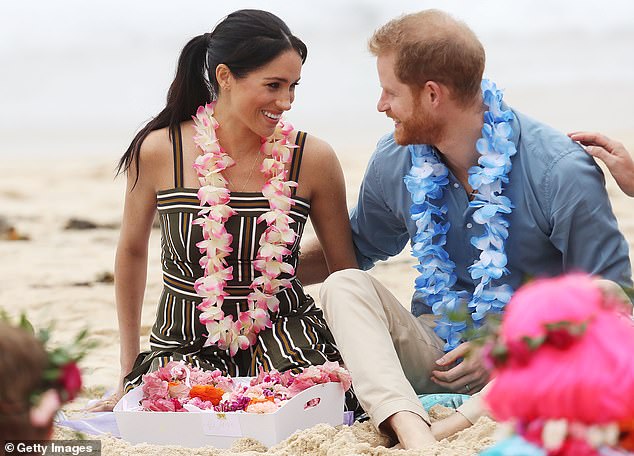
top-left (117, 34), bottom-right (211, 186)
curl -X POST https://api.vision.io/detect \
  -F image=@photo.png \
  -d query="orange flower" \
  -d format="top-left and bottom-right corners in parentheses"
top-left (620, 419), bottom-right (634, 451)
top-left (188, 385), bottom-right (224, 405)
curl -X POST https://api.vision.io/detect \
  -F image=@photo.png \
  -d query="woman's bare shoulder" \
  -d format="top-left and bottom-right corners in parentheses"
top-left (297, 132), bottom-right (338, 168)
top-left (292, 131), bottom-right (345, 200)
top-left (138, 127), bottom-right (172, 164)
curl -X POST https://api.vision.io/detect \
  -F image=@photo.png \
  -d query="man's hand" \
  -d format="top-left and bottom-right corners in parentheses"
top-left (430, 341), bottom-right (489, 394)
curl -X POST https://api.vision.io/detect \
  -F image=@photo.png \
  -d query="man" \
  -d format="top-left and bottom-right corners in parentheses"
top-left (298, 10), bottom-right (632, 450)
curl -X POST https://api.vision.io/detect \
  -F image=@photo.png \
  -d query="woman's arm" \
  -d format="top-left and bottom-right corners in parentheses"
top-left (297, 239), bottom-right (330, 285)
top-left (115, 166), bottom-right (157, 388)
top-left (300, 135), bottom-right (358, 276)
top-left (88, 134), bottom-right (162, 411)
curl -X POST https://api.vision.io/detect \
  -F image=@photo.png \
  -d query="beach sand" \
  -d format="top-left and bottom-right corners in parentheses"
top-left (2, 135), bottom-right (633, 454)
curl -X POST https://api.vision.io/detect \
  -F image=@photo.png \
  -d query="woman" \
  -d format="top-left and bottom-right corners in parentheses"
top-left (91, 9), bottom-right (357, 411)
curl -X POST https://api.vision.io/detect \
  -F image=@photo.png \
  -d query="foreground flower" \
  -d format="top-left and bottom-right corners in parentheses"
top-left (246, 398), bottom-right (280, 414)
top-left (189, 385), bottom-right (224, 405)
top-left (59, 362), bottom-right (82, 401)
top-left (142, 375), bottom-right (169, 400)
top-left (140, 363), bottom-right (351, 413)
top-left (167, 381), bottom-right (189, 399)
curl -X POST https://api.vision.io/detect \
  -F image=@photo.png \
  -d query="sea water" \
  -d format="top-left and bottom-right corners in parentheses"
top-left (1, 0), bottom-right (633, 159)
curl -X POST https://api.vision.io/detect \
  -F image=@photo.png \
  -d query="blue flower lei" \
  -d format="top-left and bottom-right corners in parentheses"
top-left (404, 79), bottom-right (517, 351)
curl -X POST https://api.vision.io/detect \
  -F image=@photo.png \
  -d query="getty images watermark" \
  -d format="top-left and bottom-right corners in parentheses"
top-left (3, 440), bottom-right (101, 456)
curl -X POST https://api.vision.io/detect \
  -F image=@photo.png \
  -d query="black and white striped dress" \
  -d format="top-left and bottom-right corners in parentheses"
top-left (124, 128), bottom-right (357, 411)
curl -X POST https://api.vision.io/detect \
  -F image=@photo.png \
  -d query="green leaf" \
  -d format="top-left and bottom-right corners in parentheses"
top-left (0, 308), bottom-right (11, 323)
top-left (523, 335), bottom-right (546, 350)
top-left (18, 313), bottom-right (35, 334)
top-left (49, 350), bottom-right (70, 365)
top-left (42, 367), bottom-right (61, 382)
top-left (490, 343), bottom-right (508, 360)
top-left (75, 328), bottom-right (89, 343)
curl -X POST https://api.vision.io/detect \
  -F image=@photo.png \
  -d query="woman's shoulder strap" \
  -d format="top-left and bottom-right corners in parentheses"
top-left (289, 131), bottom-right (308, 193)
top-left (170, 124), bottom-right (184, 188)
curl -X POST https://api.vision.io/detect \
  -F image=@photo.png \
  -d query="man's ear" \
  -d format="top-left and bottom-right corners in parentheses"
top-left (423, 81), bottom-right (443, 107)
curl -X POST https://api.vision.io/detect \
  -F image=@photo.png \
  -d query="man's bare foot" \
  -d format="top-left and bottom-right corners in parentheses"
top-left (384, 411), bottom-right (437, 449)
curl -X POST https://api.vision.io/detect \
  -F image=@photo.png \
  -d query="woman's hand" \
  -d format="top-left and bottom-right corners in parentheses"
top-left (85, 384), bottom-right (125, 412)
top-left (568, 131), bottom-right (634, 197)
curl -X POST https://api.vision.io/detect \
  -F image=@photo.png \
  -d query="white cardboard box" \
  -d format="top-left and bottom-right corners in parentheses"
top-left (114, 382), bottom-right (345, 448)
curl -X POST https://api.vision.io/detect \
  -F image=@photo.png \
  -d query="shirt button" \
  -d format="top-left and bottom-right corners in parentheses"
top-left (466, 223), bottom-right (473, 229)
top-left (453, 183), bottom-right (460, 188)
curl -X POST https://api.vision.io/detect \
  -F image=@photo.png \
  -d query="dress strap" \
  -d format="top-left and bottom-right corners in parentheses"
top-left (171, 124), bottom-right (184, 188)
top-left (289, 131), bottom-right (307, 195)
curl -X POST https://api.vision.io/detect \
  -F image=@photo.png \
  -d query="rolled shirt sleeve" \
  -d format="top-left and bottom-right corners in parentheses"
top-left (350, 136), bottom-right (411, 270)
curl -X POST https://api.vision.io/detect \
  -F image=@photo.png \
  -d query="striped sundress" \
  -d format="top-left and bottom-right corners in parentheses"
top-left (124, 126), bottom-right (359, 411)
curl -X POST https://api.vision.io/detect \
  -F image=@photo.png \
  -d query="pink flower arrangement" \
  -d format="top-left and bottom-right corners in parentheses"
top-left (140, 361), bottom-right (351, 414)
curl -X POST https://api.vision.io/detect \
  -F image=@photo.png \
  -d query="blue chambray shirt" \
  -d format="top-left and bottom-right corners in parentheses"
top-left (350, 108), bottom-right (633, 316)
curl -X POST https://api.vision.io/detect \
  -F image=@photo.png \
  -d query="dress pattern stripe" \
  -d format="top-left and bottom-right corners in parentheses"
top-left (124, 128), bottom-right (360, 413)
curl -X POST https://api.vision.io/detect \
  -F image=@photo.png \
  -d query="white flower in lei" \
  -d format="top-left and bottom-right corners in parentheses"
top-left (192, 102), bottom-right (297, 356)
top-left (405, 80), bottom-right (516, 351)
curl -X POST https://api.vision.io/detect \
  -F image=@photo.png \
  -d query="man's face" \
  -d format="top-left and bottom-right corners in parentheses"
top-left (376, 52), bottom-right (443, 146)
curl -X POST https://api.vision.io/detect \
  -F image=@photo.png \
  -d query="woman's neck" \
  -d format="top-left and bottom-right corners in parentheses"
top-left (213, 103), bottom-right (262, 160)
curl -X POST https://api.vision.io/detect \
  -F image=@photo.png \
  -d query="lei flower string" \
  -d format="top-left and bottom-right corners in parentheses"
top-left (405, 79), bottom-right (516, 351)
top-left (192, 103), bottom-right (297, 355)
top-left (620, 419), bottom-right (634, 451)
top-left (519, 419), bottom-right (621, 453)
top-left (483, 319), bottom-right (590, 369)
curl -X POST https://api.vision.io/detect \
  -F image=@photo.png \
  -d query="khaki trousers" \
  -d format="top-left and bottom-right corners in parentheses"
top-left (320, 269), bottom-right (484, 429)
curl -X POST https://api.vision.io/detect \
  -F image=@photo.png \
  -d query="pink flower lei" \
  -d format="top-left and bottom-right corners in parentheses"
top-left (191, 102), bottom-right (298, 355)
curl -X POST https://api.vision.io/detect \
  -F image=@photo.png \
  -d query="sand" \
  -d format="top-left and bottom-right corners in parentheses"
top-left (52, 410), bottom-right (498, 456)
top-left (2, 135), bottom-right (633, 454)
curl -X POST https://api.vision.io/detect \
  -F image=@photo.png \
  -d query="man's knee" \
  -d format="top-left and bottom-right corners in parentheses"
top-left (320, 269), bottom-right (370, 300)
top-left (323, 268), bottom-right (368, 287)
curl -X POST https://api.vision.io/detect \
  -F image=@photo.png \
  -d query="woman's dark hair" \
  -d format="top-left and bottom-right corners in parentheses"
top-left (118, 9), bottom-right (308, 185)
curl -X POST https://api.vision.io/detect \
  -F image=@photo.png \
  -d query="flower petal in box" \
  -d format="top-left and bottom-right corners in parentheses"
top-left (113, 361), bottom-right (350, 448)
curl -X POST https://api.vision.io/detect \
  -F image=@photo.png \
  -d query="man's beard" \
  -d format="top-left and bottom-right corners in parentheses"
top-left (393, 104), bottom-right (445, 146)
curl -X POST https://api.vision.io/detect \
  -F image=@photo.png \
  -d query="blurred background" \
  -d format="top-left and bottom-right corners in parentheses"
top-left (2, 0), bottom-right (633, 164)
top-left (1, 0), bottom-right (632, 392)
